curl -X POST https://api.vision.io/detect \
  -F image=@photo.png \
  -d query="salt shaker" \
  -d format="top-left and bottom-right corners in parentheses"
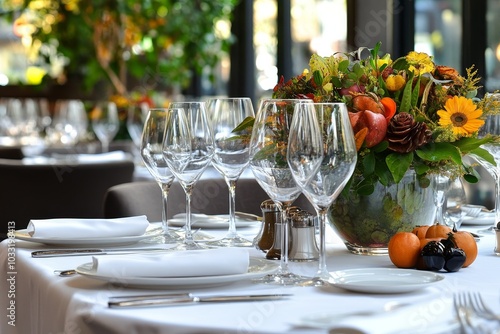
top-left (253, 200), bottom-right (281, 252)
top-left (288, 210), bottom-right (319, 262)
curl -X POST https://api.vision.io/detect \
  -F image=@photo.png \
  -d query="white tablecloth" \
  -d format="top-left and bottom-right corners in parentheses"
top-left (1, 224), bottom-right (499, 334)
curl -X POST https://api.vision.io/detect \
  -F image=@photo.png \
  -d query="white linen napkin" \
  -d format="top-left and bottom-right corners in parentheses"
top-left (91, 248), bottom-right (250, 277)
top-left (76, 151), bottom-right (128, 163)
top-left (27, 215), bottom-right (149, 238)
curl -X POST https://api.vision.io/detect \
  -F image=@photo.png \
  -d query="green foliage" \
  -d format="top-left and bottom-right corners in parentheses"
top-left (3, 0), bottom-right (239, 94)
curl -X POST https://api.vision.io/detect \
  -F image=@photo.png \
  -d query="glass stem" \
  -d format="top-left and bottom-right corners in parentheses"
top-left (226, 179), bottom-right (238, 237)
top-left (184, 184), bottom-right (195, 244)
top-left (494, 170), bottom-right (500, 226)
top-left (316, 208), bottom-right (329, 277)
top-left (278, 202), bottom-right (292, 274)
top-left (160, 183), bottom-right (171, 233)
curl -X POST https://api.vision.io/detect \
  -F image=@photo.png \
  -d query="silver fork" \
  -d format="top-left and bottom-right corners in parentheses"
top-left (467, 291), bottom-right (500, 322)
top-left (454, 291), bottom-right (500, 334)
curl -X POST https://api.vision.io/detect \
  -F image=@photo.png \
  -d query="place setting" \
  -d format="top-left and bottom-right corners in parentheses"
top-left (13, 215), bottom-right (164, 247)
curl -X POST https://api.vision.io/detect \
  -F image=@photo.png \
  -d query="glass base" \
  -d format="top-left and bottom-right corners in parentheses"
top-left (477, 225), bottom-right (496, 234)
top-left (205, 234), bottom-right (253, 247)
top-left (252, 271), bottom-right (309, 286)
top-left (299, 271), bottom-right (334, 287)
top-left (167, 240), bottom-right (215, 251)
top-left (345, 242), bottom-right (388, 255)
top-left (142, 230), bottom-right (183, 244)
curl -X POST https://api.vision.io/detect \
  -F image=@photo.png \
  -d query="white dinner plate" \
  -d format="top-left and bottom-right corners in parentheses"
top-left (461, 213), bottom-right (495, 226)
top-left (13, 225), bottom-right (163, 247)
top-left (328, 268), bottom-right (445, 294)
top-left (168, 214), bottom-right (259, 229)
top-left (75, 257), bottom-right (279, 289)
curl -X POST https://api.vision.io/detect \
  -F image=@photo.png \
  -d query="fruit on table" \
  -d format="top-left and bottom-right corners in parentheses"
top-left (388, 225), bottom-right (475, 271)
top-left (425, 223), bottom-right (452, 239)
top-left (446, 231), bottom-right (477, 268)
top-left (387, 232), bottom-right (421, 268)
top-left (421, 240), bottom-right (446, 271)
top-left (443, 247), bottom-right (466, 272)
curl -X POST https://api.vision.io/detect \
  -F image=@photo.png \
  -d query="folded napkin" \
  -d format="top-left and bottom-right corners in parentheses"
top-left (326, 296), bottom-right (455, 334)
top-left (27, 215), bottom-right (149, 238)
top-left (91, 248), bottom-right (250, 277)
top-left (76, 151), bottom-right (128, 163)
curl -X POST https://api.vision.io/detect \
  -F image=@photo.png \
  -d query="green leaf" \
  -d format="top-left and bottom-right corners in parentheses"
top-left (331, 76), bottom-right (342, 88)
top-left (453, 136), bottom-right (496, 153)
top-left (338, 59), bottom-right (350, 72)
top-left (386, 152), bottom-right (413, 183)
top-left (362, 152), bottom-right (376, 175)
top-left (232, 116), bottom-right (255, 132)
top-left (416, 142), bottom-right (462, 165)
top-left (372, 140), bottom-right (389, 153)
top-left (399, 72), bottom-right (414, 112)
top-left (313, 70), bottom-right (323, 86)
top-left (463, 173), bottom-right (479, 183)
top-left (469, 147), bottom-right (496, 166)
top-left (411, 75), bottom-right (421, 108)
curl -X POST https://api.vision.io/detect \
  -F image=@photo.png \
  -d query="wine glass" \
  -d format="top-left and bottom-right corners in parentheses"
top-left (162, 102), bottom-right (215, 250)
top-left (128, 102), bottom-right (149, 147)
top-left (287, 102), bottom-right (357, 286)
top-left (47, 99), bottom-right (88, 146)
top-left (128, 102), bottom-right (149, 162)
top-left (205, 97), bottom-right (255, 247)
top-left (140, 109), bottom-right (183, 243)
top-left (432, 173), bottom-right (451, 227)
top-left (472, 111), bottom-right (500, 233)
top-left (249, 98), bottom-right (312, 285)
top-left (91, 101), bottom-right (120, 152)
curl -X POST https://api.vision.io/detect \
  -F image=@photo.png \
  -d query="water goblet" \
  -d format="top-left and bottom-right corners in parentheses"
top-left (140, 109), bottom-right (183, 244)
top-left (162, 102), bottom-right (215, 251)
top-left (287, 102), bottom-right (357, 286)
top-left (249, 98), bottom-right (312, 285)
top-left (206, 97), bottom-right (255, 247)
top-left (91, 101), bottom-right (120, 152)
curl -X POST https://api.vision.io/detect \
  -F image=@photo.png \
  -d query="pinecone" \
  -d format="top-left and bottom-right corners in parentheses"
top-left (386, 112), bottom-right (432, 153)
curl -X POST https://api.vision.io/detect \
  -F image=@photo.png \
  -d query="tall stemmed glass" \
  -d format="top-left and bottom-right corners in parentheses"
top-left (473, 112), bottom-right (500, 233)
top-left (249, 98), bottom-right (312, 285)
top-left (206, 97), bottom-right (255, 247)
top-left (163, 102), bottom-right (215, 250)
top-left (91, 101), bottom-right (120, 152)
top-left (432, 173), bottom-right (451, 227)
top-left (287, 103), bottom-right (357, 286)
top-left (140, 109), bottom-right (182, 243)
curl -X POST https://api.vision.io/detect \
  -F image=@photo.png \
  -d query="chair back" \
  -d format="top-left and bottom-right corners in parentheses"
top-left (0, 158), bottom-right (135, 238)
top-left (104, 177), bottom-right (314, 222)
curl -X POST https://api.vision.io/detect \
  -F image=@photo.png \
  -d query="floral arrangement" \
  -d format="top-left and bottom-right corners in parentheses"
top-left (271, 43), bottom-right (499, 195)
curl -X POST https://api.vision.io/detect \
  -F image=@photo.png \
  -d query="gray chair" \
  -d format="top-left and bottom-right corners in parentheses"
top-left (104, 178), bottom-right (314, 221)
top-left (0, 158), bottom-right (135, 239)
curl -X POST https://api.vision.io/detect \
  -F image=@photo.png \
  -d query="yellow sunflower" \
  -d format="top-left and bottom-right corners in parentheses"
top-left (437, 96), bottom-right (484, 137)
top-left (406, 51), bottom-right (435, 75)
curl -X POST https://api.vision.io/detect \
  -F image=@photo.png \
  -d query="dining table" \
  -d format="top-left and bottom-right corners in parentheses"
top-left (1, 217), bottom-right (499, 334)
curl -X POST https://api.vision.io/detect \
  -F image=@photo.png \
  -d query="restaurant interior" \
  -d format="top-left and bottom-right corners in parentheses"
top-left (1, 1), bottom-right (500, 333)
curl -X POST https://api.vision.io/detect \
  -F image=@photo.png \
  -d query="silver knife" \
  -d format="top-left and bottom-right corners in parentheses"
top-left (108, 293), bottom-right (292, 308)
top-left (31, 247), bottom-right (168, 258)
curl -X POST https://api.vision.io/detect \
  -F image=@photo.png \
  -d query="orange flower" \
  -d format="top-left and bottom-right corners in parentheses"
top-left (437, 96), bottom-right (484, 137)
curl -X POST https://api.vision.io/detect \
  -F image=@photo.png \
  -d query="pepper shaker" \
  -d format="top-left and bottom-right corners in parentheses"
top-left (253, 200), bottom-right (281, 252)
top-left (288, 210), bottom-right (319, 262)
